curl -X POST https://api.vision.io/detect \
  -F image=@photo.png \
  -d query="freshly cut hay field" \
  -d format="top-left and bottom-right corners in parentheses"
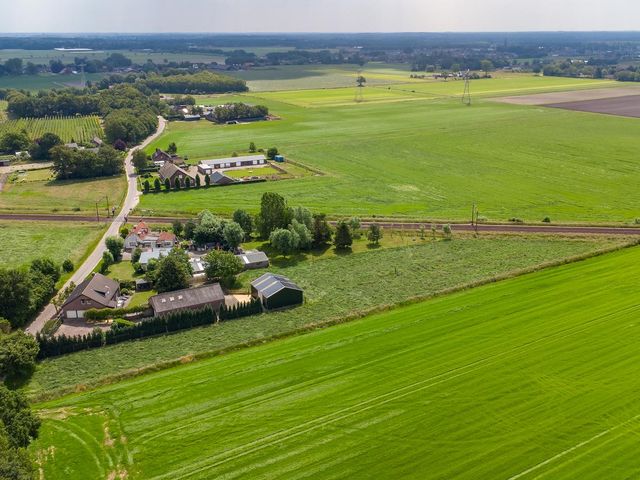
top-left (0, 115), bottom-right (103, 143)
top-left (0, 172), bottom-right (126, 215)
top-left (141, 78), bottom-right (640, 223)
top-left (31, 245), bottom-right (640, 479)
top-left (25, 235), bottom-right (624, 399)
top-left (0, 220), bottom-right (105, 268)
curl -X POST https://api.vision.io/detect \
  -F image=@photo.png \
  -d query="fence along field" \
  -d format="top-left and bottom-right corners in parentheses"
top-left (31, 245), bottom-right (640, 479)
top-left (0, 115), bottom-right (103, 143)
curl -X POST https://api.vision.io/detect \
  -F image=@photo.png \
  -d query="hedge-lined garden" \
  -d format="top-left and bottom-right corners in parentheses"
top-left (36, 299), bottom-right (262, 359)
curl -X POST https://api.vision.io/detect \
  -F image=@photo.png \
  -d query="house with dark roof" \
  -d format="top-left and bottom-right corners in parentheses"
top-left (159, 162), bottom-right (195, 187)
top-left (210, 171), bottom-right (235, 185)
top-left (152, 148), bottom-right (183, 165)
top-left (236, 250), bottom-right (269, 270)
top-left (251, 273), bottom-right (303, 310)
top-left (149, 284), bottom-right (225, 317)
top-left (60, 273), bottom-right (120, 319)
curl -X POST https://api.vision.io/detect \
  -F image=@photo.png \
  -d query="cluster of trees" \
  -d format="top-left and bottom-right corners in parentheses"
top-left (262, 50), bottom-right (366, 66)
top-left (0, 57), bottom-right (39, 76)
top-left (209, 103), bottom-right (269, 123)
top-left (51, 145), bottom-right (124, 180)
top-left (542, 61), bottom-right (605, 79)
top-left (0, 131), bottom-right (78, 161)
top-left (411, 54), bottom-right (509, 72)
top-left (0, 258), bottom-right (62, 329)
top-left (0, 320), bottom-right (41, 479)
top-left (144, 249), bottom-right (193, 293)
top-left (141, 71), bottom-right (248, 94)
top-left (0, 384), bottom-right (40, 479)
top-left (615, 68), bottom-right (640, 82)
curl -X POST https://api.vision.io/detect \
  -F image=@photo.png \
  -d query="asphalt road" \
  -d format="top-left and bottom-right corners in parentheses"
top-left (25, 117), bottom-right (167, 335)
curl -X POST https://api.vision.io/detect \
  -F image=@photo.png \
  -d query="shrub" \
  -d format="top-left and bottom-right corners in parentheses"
top-left (509, 217), bottom-right (524, 223)
top-left (266, 147), bottom-right (278, 160)
top-left (542, 216), bottom-right (551, 223)
top-left (62, 259), bottom-right (74, 273)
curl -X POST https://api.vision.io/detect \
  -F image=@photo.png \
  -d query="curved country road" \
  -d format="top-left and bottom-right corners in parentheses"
top-left (25, 117), bottom-right (167, 335)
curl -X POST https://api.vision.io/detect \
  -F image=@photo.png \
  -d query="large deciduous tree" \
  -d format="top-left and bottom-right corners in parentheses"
top-left (256, 192), bottom-right (291, 239)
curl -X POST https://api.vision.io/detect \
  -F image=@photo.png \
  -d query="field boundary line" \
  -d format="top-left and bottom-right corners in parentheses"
top-left (507, 413), bottom-right (640, 480)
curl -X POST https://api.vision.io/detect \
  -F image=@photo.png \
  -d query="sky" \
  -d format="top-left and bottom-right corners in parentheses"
top-left (1, 0), bottom-right (640, 33)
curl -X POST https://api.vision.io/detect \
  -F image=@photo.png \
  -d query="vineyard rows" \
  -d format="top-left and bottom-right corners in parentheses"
top-left (0, 115), bottom-right (104, 144)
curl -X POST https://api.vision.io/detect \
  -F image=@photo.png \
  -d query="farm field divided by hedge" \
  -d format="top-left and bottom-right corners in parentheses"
top-left (25, 234), bottom-right (624, 399)
top-left (31, 245), bottom-right (640, 479)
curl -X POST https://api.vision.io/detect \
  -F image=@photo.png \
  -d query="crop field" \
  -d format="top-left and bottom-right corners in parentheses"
top-left (226, 63), bottom-right (422, 91)
top-left (0, 115), bottom-right (103, 143)
top-left (25, 234), bottom-right (624, 398)
top-left (0, 72), bottom-right (107, 91)
top-left (31, 245), bottom-right (640, 479)
top-left (141, 76), bottom-right (640, 223)
top-left (0, 99), bottom-right (7, 121)
top-left (0, 170), bottom-right (126, 215)
top-left (0, 220), bottom-right (105, 268)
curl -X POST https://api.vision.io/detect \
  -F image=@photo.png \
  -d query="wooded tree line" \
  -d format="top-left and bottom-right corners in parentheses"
top-left (209, 103), bottom-right (268, 123)
top-left (141, 71), bottom-right (248, 94)
top-left (0, 321), bottom-right (41, 479)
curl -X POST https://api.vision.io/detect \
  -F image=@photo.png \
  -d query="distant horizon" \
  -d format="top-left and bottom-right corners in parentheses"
top-left (3, 0), bottom-right (640, 34)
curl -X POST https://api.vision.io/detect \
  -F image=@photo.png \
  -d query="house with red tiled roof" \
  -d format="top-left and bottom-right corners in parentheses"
top-left (124, 221), bottom-right (178, 251)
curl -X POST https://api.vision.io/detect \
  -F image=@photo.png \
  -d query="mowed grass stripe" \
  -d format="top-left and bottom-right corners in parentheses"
top-left (33, 246), bottom-right (640, 479)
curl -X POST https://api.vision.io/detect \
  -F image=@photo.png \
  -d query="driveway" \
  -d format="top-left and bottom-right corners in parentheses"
top-left (26, 117), bottom-right (167, 335)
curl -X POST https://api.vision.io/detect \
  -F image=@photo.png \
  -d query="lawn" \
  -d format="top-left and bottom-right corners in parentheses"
top-left (24, 234), bottom-right (625, 399)
top-left (0, 172), bottom-right (127, 215)
top-left (0, 115), bottom-right (103, 143)
top-left (140, 77), bottom-right (640, 224)
top-left (0, 220), bottom-right (105, 268)
top-left (30, 245), bottom-right (640, 479)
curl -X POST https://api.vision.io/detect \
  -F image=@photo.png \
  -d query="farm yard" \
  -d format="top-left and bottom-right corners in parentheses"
top-left (0, 115), bottom-right (103, 143)
top-left (25, 234), bottom-right (626, 399)
top-left (0, 220), bottom-right (105, 268)
top-left (30, 245), bottom-right (640, 479)
top-left (140, 75), bottom-right (640, 224)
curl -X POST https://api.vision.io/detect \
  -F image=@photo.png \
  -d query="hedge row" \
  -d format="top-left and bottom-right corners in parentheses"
top-left (83, 304), bottom-right (150, 320)
top-left (36, 300), bottom-right (262, 359)
top-left (220, 299), bottom-right (262, 320)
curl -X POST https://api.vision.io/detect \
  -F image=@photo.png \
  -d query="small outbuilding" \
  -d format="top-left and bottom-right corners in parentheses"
top-left (209, 171), bottom-right (235, 185)
top-left (251, 273), bottom-right (303, 310)
top-left (149, 283), bottom-right (225, 317)
top-left (237, 250), bottom-right (270, 270)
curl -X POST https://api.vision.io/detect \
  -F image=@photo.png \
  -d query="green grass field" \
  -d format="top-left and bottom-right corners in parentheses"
top-left (140, 75), bottom-right (640, 224)
top-left (0, 73), bottom-right (107, 91)
top-left (31, 245), bottom-right (640, 479)
top-left (24, 234), bottom-right (623, 399)
top-left (0, 220), bottom-right (105, 268)
top-left (0, 115), bottom-right (103, 143)
top-left (225, 63), bottom-right (422, 91)
top-left (0, 171), bottom-right (127, 215)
